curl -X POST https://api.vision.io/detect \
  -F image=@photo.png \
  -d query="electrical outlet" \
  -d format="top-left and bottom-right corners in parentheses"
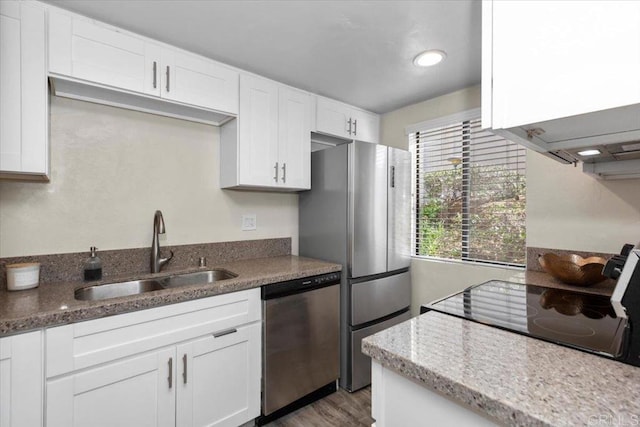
top-left (242, 214), bottom-right (256, 231)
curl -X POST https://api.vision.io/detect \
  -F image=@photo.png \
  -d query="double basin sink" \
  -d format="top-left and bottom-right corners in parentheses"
top-left (75, 269), bottom-right (237, 301)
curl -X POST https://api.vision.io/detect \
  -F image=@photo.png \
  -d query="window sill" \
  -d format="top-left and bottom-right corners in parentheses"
top-left (410, 255), bottom-right (525, 271)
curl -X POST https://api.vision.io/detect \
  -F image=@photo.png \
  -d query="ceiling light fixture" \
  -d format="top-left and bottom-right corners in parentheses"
top-left (413, 49), bottom-right (447, 67)
top-left (577, 149), bottom-right (601, 157)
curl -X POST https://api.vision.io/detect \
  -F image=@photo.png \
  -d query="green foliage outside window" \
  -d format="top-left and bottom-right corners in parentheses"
top-left (417, 165), bottom-right (526, 265)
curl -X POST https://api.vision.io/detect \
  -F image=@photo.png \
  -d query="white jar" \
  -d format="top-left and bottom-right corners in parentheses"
top-left (6, 263), bottom-right (40, 291)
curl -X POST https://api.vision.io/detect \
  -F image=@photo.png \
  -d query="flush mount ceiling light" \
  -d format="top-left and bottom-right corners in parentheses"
top-left (413, 49), bottom-right (447, 67)
top-left (577, 149), bottom-right (601, 157)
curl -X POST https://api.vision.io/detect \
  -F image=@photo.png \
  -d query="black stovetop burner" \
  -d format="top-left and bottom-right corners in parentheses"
top-left (421, 281), bottom-right (628, 358)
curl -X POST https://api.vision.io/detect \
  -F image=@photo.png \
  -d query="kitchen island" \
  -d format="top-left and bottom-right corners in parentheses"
top-left (363, 310), bottom-right (640, 426)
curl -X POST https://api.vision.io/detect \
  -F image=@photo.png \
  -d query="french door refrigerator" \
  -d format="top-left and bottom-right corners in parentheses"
top-left (299, 141), bottom-right (411, 392)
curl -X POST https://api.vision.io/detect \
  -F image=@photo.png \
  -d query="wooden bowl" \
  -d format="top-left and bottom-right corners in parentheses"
top-left (538, 253), bottom-right (607, 286)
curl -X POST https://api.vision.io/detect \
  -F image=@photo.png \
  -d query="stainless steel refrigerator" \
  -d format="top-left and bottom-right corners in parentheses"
top-left (299, 140), bottom-right (411, 392)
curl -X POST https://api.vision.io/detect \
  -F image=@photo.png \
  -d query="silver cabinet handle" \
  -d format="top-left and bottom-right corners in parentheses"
top-left (166, 66), bottom-right (170, 92)
top-left (152, 61), bottom-right (157, 89)
top-left (347, 118), bottom-right (352, 135)
top-left (274, 162), bottom-right (279, 182)
top-left (353, 119), bottom-right (358, 136)
top-left (281, 163), bottom-right (286, 183)
top-left (168, 357), bottom-right (173, 388)
top-left (182, 354), bottom-right (187, 385)
top-left (213, 328), bottom-right (237, 338)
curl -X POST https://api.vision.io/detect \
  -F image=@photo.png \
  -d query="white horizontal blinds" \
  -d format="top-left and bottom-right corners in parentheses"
top-left (409, 116), bottom-right (526, 266)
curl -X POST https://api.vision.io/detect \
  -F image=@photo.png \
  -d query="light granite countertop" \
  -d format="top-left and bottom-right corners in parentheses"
top-left (363, 311), bottom-right (640, 427)
top-left (0, 255), bottom-right (341, 336)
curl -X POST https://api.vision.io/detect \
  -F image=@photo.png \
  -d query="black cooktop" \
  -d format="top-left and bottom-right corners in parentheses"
top-left (422, 280), bottom-right (628, 358)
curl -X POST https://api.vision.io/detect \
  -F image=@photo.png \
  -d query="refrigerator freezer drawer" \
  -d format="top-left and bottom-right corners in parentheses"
top-left (351, 271), bottom-right (411, 326)
top-left (349, 309), bottom-right (412, 391)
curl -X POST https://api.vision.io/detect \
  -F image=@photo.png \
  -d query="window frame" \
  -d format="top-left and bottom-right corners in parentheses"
top-left (407, 108), bottom-right (526, 268)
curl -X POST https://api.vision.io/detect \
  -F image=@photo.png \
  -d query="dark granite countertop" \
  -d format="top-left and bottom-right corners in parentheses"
top-left (0, 255), bottom-right (341, 336)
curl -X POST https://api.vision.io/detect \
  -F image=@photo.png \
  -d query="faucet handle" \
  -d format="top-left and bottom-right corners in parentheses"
top-left (199, 257), bottom-right (207, 268)
top-left (159, 250), bottom-right (174, 267)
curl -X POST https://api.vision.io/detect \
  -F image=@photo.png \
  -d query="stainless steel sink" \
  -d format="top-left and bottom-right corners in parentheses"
top-left (74, 279), bottom-right (165, 301)
top-left (74, 269), bottom-right (237, 301)
top-left (158, 269), bottom-right (237, 288)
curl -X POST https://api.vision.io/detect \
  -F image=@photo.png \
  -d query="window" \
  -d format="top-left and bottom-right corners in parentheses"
top-left (409, 109), bottom-right (526, 267)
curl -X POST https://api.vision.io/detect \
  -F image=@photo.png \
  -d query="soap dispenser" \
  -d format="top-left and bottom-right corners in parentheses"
top-left (83, 246), bottom-right (103, 281)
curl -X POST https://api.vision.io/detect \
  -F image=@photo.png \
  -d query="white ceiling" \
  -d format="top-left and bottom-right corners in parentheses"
top-left (42, 0), bottom-right (481, 114)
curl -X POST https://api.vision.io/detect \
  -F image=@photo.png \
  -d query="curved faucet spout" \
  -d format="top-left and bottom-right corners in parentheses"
top-left (151, 210), bottom-right (173, 273)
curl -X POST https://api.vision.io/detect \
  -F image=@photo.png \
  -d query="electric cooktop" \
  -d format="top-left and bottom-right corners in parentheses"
top-left (421, 280), bottom-right (628, 358)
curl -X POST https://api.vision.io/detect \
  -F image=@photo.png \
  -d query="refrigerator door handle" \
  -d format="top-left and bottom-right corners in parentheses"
top-left (390, 166), bottom-right (395, 188)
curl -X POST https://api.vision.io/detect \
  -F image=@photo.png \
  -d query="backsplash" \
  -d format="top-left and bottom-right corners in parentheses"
top-left (526, 246), bottom-right (615, 272)
top-left (0, 238), bottom-right (290, 289)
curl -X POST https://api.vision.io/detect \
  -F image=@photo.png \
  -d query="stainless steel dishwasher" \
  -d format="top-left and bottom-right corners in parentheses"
top-left (257, 271), bottom-right (341, 425)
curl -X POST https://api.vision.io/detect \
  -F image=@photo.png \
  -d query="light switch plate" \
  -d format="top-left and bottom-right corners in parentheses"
top-left (242, 214), bottom-right (257, 231)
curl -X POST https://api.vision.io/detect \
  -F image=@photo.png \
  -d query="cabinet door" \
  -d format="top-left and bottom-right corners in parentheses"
top-left (238, 74), bottom-right (279, 187)
top-left (46, 348), bottom-right (175, 427)
top-left (278, 86), bottom-right (311, 189)
top-left (351, 109), bottom-right (380, 144)
top-left (0, 331), bottom-right (43, 427)
top-left (490, 1), bottom-right (640, 129)
top-left (0, 1), bottom-right (48, 177)
top-left (316, 96), bottom-right (351, 139)
top-left (176, 323), bottom-right (261, 427)
top-left (162, 50), bottom-right (239, 114)
top-left (48, 11), bottom-right (159, 96)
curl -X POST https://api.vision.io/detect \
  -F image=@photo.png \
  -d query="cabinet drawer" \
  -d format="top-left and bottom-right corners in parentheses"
top-left (46, 288), bottom-right (260, 378)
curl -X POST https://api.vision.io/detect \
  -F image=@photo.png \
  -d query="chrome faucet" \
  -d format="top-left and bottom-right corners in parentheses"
top-left (150, 210), bottom-right (173, 273)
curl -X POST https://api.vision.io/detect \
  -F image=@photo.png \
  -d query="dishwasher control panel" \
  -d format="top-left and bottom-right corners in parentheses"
top-left (262, 271), bottom-right (341, 300)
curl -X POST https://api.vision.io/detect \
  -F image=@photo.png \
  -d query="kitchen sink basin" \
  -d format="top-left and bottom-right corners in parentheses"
top-left (74, 269), bottom-right (237, 301)
top-left (74, 279), bottom-right (165, 301)
top-left (158, 269), bottom-right (237, 288)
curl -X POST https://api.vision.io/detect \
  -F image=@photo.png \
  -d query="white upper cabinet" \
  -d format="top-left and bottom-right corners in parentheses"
top-left (48, 7), bottom-right (239, 123)
top-left (236, 74), bottom-right (279, 187)
top-left (278, 86), bottom-right (311, 189)
top-left (0, 0), bottom-right (48, 181)
top-left (48, 13), bottom-right (156, 96)
top-left (162, 49), bottom-right (238, 114)
top-left (482, 0), bottom-right (640, 155)
top-left (220, 74), bottom-right (311, 191)
top-left (316, 96), bottom-right (380, 144)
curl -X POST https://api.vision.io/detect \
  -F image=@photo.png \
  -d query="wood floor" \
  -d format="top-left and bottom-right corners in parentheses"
top-left (266, 387), bottom-right (373, 427)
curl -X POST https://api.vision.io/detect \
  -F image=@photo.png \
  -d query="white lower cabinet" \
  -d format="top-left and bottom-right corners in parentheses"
top-left (0, 331), bottom-right (44, 427)
top-left (176, 324), bottom-right (261, 427)
top-left (45, 289), bottom-right (261, 427)
top-left (46, 348), bottom-right (175, 427)
top-left (371, 361), bottom-right (498, 427)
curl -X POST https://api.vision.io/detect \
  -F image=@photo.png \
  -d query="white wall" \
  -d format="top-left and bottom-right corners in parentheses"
top-left (0, 97), bottom-right (299, 257)
top-left (381, 85), bottom-right (481, 150)
top-left (526, 150), bottom-right (640, 253)
top-left (411, 260), bottom-right (524, 314)
top-left (381, 84), bottom-right (640, 313)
